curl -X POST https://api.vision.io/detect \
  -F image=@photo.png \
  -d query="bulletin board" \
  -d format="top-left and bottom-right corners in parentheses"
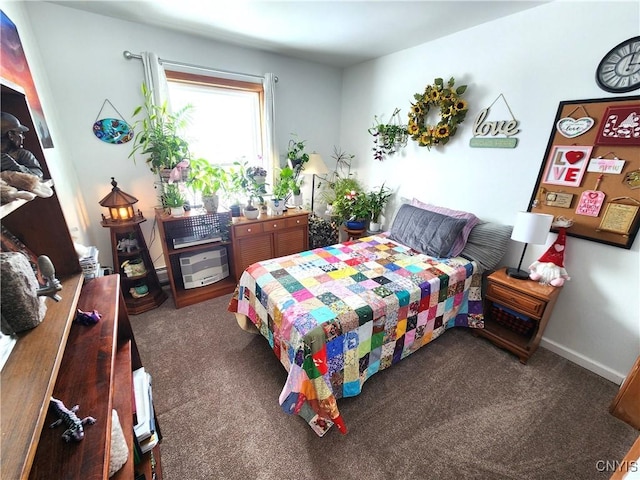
top-left (528, 96), bottom-right (640, 249)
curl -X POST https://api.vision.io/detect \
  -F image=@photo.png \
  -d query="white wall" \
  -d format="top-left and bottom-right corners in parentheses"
top-left (340, 1), bottom-right (640, 382)
top-left (12, 1), bottom-right (342, 269)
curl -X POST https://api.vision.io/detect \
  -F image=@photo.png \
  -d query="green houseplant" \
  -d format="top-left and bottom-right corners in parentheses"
top-left (332, 189), bottom-right (370, 228)
top-left (286, 135), bottom-right (310, 171)
top-left (161, 183), bottom-right (186, 216)
top-left (366, 183), bottom-right (393, 232)
top-left (129, 83), bottom-right (192, 178)
top-left (368, 109), bottom-right (408, 161)
top-left (188, 158), bottom-right (226, 213)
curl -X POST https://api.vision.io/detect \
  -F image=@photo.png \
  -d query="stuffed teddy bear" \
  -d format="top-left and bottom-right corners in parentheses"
top-left (0, 170), bottom-right (52, 204)
top-left (528, 219), bottom-right (571, 287)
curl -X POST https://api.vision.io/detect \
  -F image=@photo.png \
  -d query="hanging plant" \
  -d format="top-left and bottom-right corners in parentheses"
top-left (368, 108), bottom-right (408, 161)
top-left (408, 77), bottom-right (468, 150)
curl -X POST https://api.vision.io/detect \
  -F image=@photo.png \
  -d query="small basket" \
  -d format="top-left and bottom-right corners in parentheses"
top-left (491, 304), bottom-right (535, 337)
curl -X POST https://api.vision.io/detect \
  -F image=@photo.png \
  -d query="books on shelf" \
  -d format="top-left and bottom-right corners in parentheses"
top-left (133, 367), bottom-right (158, 453)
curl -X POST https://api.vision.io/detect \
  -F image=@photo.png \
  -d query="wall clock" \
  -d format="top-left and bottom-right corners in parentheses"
top-left (596, 36), bottom-right (640, 93)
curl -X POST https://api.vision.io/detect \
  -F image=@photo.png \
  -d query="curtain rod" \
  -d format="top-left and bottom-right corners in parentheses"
top-left (122, 50), bottom-right (277, 82)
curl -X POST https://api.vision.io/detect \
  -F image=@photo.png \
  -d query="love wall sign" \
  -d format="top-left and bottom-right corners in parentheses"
top-left (541, 145), bottom-right (592, 187)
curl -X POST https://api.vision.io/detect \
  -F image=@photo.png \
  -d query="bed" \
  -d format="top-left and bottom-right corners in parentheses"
top-left (228, 202), bottom-right (512, 435)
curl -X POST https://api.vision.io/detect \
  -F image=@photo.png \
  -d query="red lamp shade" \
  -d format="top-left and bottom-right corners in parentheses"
top-left (99, 177), bottom-right (139, 222)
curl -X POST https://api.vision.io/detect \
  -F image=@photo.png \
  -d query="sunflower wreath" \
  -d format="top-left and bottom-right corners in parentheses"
top-left (408, 77), bottom-right (468, 149)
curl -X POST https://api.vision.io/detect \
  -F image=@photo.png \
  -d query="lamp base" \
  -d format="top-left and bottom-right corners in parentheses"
top-left (506, 267), bottom-right (530, 280)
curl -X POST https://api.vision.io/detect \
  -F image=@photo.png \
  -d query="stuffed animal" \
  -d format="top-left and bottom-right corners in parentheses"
top-left (528, 220), bottom-right (571, 287)
top-left (0, 170), bottom-right (53, 200)
top-left (1, 178), bottom-right (36, 203)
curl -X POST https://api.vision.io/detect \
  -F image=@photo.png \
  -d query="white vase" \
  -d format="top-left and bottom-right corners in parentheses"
top-left (244, 207), bottom-right (259, 219)
top-left (293, 193), bottom-right (302, 207)
top-left (369, 221), bottom-right (381, 232)
top-left (269, 198), bottom-right (285, 216)
top-left (170, 206), bottom-right (184, 217)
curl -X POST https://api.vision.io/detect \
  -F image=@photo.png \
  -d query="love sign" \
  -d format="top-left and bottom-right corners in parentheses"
top-left (542, 145), bottom-right (592, 187)
top-left (556, 116), bottom-right (595, 138)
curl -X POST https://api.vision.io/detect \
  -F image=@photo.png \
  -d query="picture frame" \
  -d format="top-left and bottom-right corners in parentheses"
top-left (528, 96), bottom-right (640, 249)
top-left (595, 105), bottom-right (640, 146)
top-left (541, 145), bottom-right (591, 187)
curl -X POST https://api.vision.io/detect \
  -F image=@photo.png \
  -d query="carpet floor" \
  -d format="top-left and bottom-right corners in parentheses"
top-left (130, 290), bottom-right (638, 480)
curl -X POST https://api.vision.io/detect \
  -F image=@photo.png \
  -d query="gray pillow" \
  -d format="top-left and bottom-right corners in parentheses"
top-left (389, 204), bottom-right (468, 257)
top-left (460, 221), bottom-right (513, 272)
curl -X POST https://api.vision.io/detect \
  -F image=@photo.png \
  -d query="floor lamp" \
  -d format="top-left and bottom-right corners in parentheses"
top-left (304, 153), bottom-right (329, 214)
top-left (507, 212), bottom-right (554, 280)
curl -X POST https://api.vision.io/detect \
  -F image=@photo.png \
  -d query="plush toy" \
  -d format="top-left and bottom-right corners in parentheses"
top-left (1, 178), bottom-right (36, 203)
top-left (0, 170), bottom-right (53, 200)
top-left (528, 219), bottom-right (571, 287)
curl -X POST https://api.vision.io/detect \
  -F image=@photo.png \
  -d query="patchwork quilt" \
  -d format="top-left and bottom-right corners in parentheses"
top-left (228, 234), bottom-right (484, 434)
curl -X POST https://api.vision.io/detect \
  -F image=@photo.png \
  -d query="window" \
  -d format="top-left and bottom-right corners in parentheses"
top-left (165, 71), bottom-right (266, 171)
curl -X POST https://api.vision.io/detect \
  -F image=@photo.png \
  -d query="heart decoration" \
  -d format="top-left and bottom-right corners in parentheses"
top-left (556, 117), bottom-right (595, 138)
top-left (554, 244), bottom-right (564, 252)
top-left (588, 191), bottom-right (599, 199)
top-left (565, 150), bottom-right (585, 164)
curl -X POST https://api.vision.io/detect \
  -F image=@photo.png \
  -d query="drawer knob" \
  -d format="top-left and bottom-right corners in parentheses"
top-left (273, 224), bottom-right (277, 227)
top-left (247, 228), bottom-right (252, 232)
top-left (296, 220), bottom-right (300, 224)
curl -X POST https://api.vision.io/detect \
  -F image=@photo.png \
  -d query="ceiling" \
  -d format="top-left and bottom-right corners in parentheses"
top-left (50, 1), bottom-right (548, 68)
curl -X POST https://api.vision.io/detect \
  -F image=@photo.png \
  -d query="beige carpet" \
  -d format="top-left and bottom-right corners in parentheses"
top-left (130, 290), bottom-right (638, 480)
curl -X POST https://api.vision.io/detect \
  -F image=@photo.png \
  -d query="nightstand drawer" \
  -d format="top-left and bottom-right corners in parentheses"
top-left (486, 283), bottom-right (546, 318)
top-left (233, 223), bottom-right (264, 237)
top-left (264, 219), bottom-right (285, 231)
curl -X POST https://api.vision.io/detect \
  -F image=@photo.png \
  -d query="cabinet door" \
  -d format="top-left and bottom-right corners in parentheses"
top-left (275, 227), bottom-right (307, 257)
top-left (236, 234), bottom-right (274, 274)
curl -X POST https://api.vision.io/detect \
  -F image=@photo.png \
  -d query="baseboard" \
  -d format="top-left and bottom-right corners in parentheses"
top-left (540, 337), bottom-right (626, 385)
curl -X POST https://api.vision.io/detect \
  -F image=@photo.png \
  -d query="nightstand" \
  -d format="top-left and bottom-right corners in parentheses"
top-left (476, 267), bottom-right (562, 364)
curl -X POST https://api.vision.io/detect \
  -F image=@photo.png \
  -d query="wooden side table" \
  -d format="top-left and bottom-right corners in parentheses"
top-left (343, 226), bottom-right (366, 241)
top-left (475, 267), bottom-right (562, 363)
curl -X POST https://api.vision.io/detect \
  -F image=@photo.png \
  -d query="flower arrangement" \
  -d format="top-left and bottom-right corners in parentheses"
top-left (407, 77), bottom-right (468, 149)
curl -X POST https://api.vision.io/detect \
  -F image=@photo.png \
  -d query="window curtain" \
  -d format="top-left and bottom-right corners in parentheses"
top-left (141, 52), bottom-right (169, 107)
top-left (263, 73), bottom-right (278, 179)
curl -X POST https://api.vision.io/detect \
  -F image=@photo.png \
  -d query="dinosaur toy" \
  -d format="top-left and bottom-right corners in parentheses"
top-left (49, 396), bottom-right (96, 442)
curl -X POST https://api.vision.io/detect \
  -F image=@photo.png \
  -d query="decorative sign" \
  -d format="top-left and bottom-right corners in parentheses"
top-left (469, 94), bottom-right (519, 148)
top-left (597, 201), bottom-right (639, 235)
top-left (587, 156), bottom-right (625, 174)
top-left (545, 191), bottom-right (574, 208)
top-left (556, 106), bottom-right (595, 138)
top-left (575, 175), bottom-right (605, 217)
top-left (595, 105), bottom-right (640, 145)
top-left (542, 145), bottom-right (592, 187)
top-left (92, 99), bottom-right (133, 144)
top-left (623, 169), bottom-right (640, 189)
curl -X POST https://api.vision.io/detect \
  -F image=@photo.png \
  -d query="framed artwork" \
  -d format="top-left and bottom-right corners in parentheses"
top-left (541, 145), bottom-right (591, 187)
top-left (0, 10), bottom-right (53, 148)
top-left (529, 96), bottom-right (640, 249)
top-left (595, 104), bottom-right (640, 146)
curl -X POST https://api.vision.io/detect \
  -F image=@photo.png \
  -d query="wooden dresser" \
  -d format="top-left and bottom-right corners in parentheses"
top-left (231, 209), bottom-right (309, 277)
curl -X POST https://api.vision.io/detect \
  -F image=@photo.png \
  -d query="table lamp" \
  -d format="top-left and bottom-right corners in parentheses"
top-left (304, 153), bottom-right (329, 213)
top-left (507, 212), bottom-right (554, 280)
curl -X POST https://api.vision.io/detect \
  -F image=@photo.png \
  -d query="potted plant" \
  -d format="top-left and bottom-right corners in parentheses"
top-left (161, 183), bottom-right (186, 217)
top-left (286, 135), bottom-right (310, 172)
top-left (332, 189), bottom-right (370, 229)
top-left (224, 161), bottom-right (248, 219)
top-left (245, 165), bottom-right (268, 217)
top-left (368, 109), bottom-right (408, 161)
top-left (129, 83), bottom-right (192, 180)
top-left (366, 183), bottom-right (393, 232)
top-left (188, 157), bottom-right (226, 213)
top-left (270, 166), bottom-right (295, 216)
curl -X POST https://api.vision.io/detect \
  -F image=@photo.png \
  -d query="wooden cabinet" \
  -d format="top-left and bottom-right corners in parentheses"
top-left (155, 208), bottom-right (310, 308)
top-left (0, 80), bottom-right (161, 479)
top-left (155, 208), bottom-right (237, 309)
top-left (231, 210), bottom-right (309, 276)
top-left (610, 354), bottom-right (640, 430)
top-left (475, 267), bottom-right (562, 364)
top-left (102, 217), bottom-right (167, 314)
